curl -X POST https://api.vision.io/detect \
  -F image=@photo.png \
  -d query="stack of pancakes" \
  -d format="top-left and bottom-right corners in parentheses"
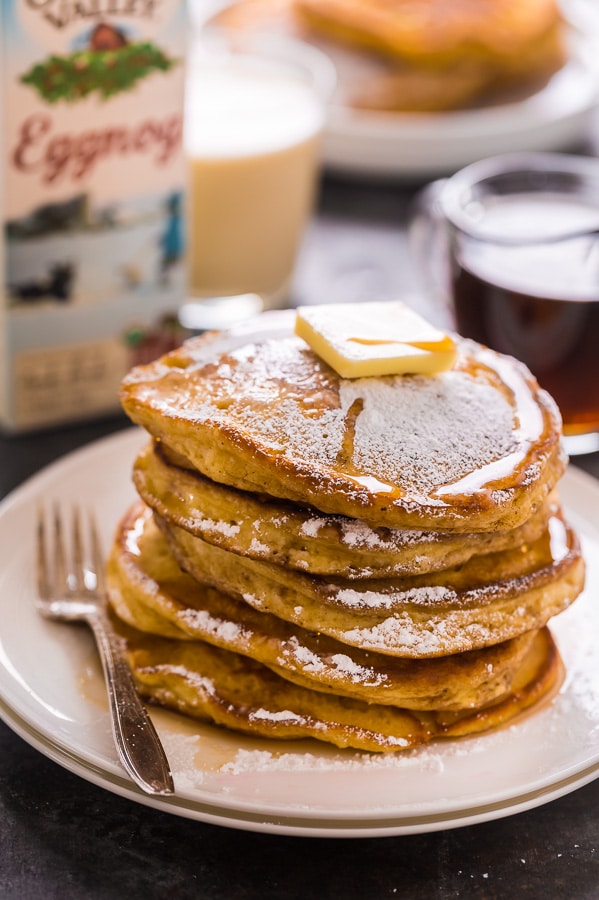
top-left (107, 310), bottom-right (584, 753)
top-left (210, 0), bottom-right (566, 112)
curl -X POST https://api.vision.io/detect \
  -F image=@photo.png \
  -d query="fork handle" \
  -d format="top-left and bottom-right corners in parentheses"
top-left (87, 611), bottom-right (174, 795)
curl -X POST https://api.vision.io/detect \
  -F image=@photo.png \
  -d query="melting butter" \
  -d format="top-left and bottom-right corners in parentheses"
top-left (295, 302), bottom-right (456, 378)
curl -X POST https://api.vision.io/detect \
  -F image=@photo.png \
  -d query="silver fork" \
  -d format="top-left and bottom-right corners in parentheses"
top-left (36, 505), bottom-right (174, 796)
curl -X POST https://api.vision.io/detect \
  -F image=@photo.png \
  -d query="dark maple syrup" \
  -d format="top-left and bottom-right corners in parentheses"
top-left (451, 195), bottom-right (599, 435)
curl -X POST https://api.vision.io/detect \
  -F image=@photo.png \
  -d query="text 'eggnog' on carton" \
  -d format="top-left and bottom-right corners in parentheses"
top-left (0, 0), bottom-right (187, 431)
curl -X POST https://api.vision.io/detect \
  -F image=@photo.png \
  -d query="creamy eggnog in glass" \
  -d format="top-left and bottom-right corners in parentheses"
top-left (185, 34), bottom-right (334, 311)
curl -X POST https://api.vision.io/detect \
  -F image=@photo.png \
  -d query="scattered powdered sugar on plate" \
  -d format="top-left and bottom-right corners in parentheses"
top-left (218, 737), bottom-right (492, 776)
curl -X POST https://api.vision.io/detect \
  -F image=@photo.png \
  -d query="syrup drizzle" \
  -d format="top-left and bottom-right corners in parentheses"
top-left (335, 396), bottom-right (400, 496)
top-left (336, 397), bottom-right (364, 470)
top-left (433, 347), bottom-right (548, 502)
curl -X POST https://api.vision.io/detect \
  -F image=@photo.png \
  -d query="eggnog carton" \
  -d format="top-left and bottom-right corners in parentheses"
top-left (0, 0), bottom-right (187, 431)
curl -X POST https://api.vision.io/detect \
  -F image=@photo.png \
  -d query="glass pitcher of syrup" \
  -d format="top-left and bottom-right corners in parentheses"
top-left (411, 152), bottom-right (599, 455)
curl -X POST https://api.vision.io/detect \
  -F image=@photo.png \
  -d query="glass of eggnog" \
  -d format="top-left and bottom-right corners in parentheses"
top-left (184, 31), bottom-right (335, 312)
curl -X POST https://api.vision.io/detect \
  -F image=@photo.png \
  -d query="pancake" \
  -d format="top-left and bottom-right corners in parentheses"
top-left (107, 502), bottom-right (540, 710)
top-left (133, 441), bottom-right (554, 579)
top-left (210, 0), bottom-right (565, 112)
top-left (293, 0), bottom-right (563, 72)
top-left (156, 502), bottom-right (584, 659)
top-left (115, 616), bottom-right (564, 753)
top-left (120, 312), bottom-right (566, 534)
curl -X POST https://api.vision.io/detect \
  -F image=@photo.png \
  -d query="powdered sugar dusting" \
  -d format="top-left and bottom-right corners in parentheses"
top-left (300, 513), bottom-right (435, 550)
top-left (248, 538), bottom-right (269, 556)
top-left (177, 608), bottom-right (248, 648)
top-left (280, 637), bottom-right (386, 686)
top-left (341, 519), bottom-right (428, 548)
top-left (218, 736), bottom-right (486, 775)
top-left (250, 708), bottom-right (307, 724)
top-left (199, 518), bottom-right (240, 538)
top-left (328, 653), bottom-right (380, 683)
top-left (299, 518), bottom-right (323, 538)
top-left (155, 337), bottom-right (521, 499)
top-left (280, 639), bottom-right (325, 674)
top-left (336, 585), bottom-right (456, 611)
top-left (338, 371), bottom-right (516, 495)
top-left (340, 614), bottom-right (491, 656)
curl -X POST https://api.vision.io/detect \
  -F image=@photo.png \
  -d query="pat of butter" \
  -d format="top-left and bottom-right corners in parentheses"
top-left (295, 302), bottom-right (457, 378)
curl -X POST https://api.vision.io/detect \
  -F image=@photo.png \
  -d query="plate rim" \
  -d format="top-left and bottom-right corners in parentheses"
top-left (2, 688), bottom-right (598, 838)
top-left (321, 37), bottom-right (599, 175)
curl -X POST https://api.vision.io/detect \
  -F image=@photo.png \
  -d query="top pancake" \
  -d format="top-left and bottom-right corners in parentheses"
top-left (120, 311), bottom-right (565, 532)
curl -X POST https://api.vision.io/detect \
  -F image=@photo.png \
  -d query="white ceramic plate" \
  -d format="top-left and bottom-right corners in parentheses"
top-left (323, 40), bottom-right (599, 178)
top-left (0, 428), bottom-right (598, 837)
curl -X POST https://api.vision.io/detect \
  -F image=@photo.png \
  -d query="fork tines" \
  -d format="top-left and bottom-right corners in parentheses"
top-left (37, 505), bottom-right (104, 599)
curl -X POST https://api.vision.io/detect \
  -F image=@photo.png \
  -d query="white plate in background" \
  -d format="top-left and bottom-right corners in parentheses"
top-left (323, 40), bottom-right (599, 178)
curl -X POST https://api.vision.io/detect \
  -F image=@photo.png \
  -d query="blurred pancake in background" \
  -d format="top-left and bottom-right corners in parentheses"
top-left (209, 0), bottom-right (566, 112)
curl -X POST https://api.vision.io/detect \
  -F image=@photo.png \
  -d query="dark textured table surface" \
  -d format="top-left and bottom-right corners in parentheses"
top-left (1, 174), bottom-right (598, 900)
